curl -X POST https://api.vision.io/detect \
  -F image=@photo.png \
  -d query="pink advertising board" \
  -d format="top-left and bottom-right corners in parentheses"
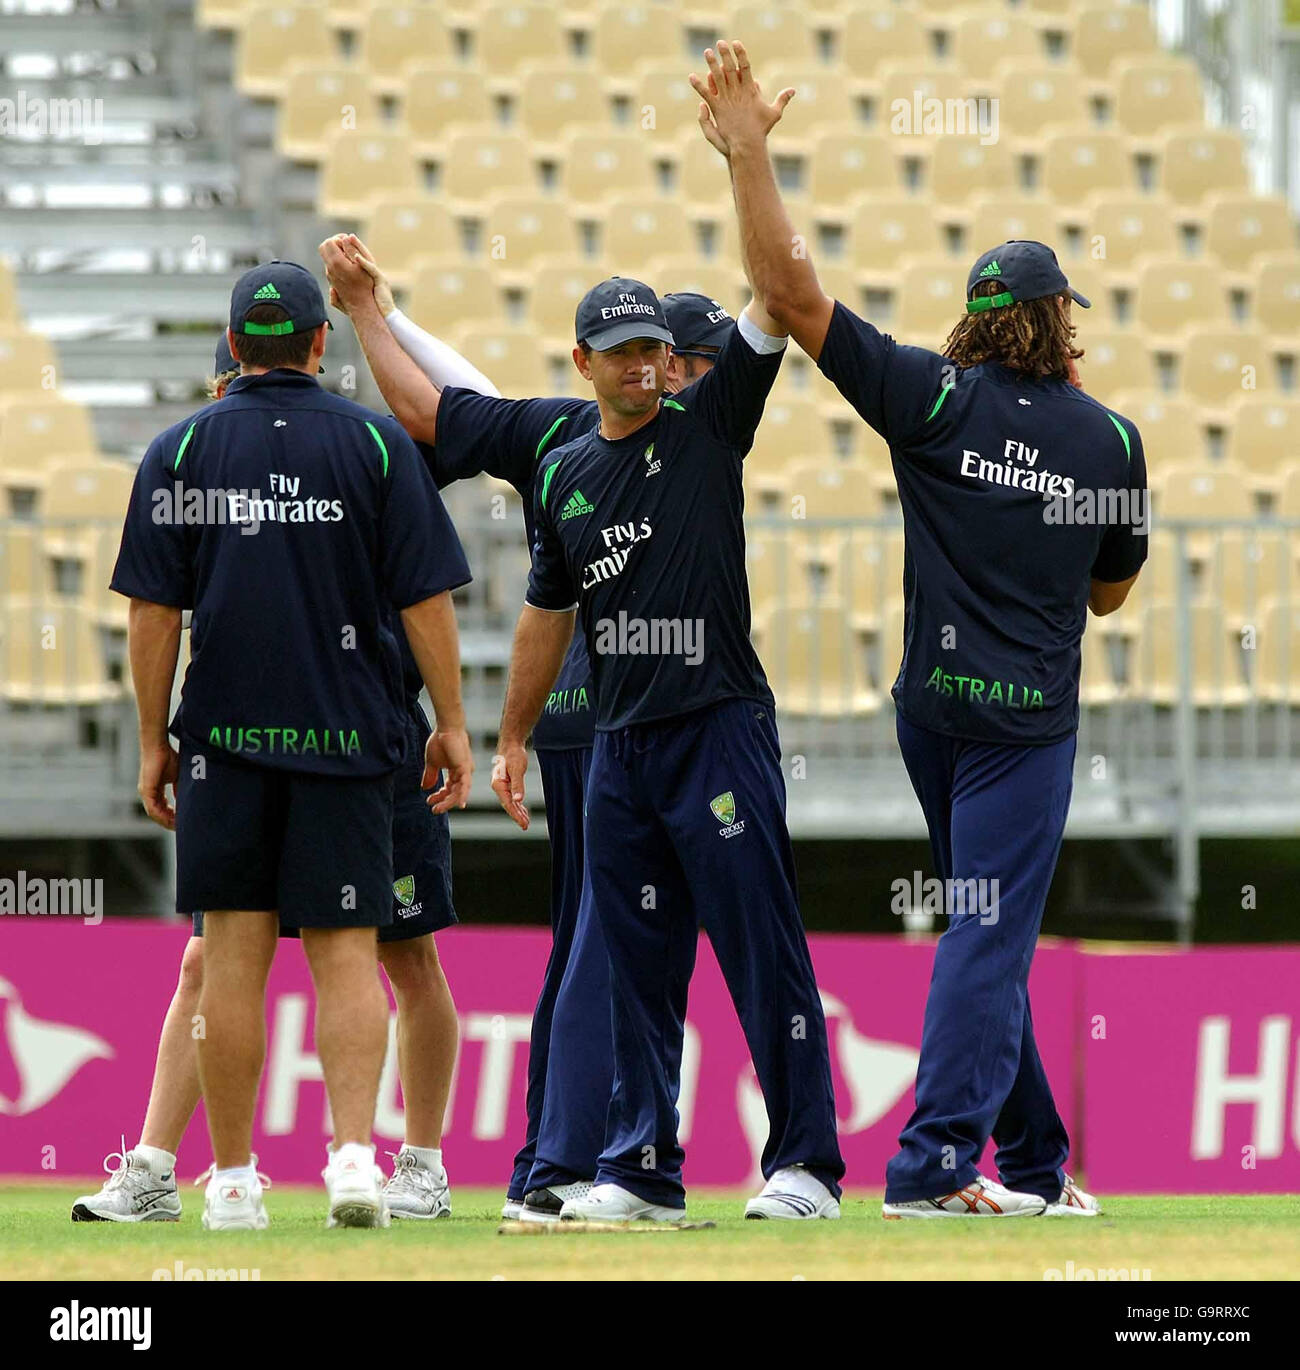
top-left (1, 922), bottom-right (1294, 1193)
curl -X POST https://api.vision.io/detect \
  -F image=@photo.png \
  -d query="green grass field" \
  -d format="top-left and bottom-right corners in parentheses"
top-left (3, 1183), bottom-right (1297, 1281)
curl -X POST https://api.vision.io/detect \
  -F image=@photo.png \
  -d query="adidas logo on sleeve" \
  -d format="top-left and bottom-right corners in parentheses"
top-left (560, 489), bottom-right (594, 521)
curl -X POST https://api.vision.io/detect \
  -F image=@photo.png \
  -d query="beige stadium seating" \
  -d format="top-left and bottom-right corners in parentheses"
top-left (755, 601), bottom-right (879, 716)
top-left (1204, 193), bottom-right (1297, 272)
top-left (0, 264), bottom-right (18, 323)
top-left (0, 598), bottom-right (118, 705)
top-left (1135, 257), bottom-right (1228, 335)
top-left (813, 530), bottom-right (906, 632)
top-left (808, 131), bottom-right (907, 205)
top-left (928, 137), bottom-right (1015, 202)
top-left (746, 398), bottom-right (834, 498)
top-left (1278, 463), bottom-right (1300, 517)
top-left (1077, 331), bottom-right (1157, 400)
top-left (449, 325), bottom-right (549, 398)
top-left (406, 257), bottom-right (508, 332)
top-left (967, 196), bottom-right (1062, 255)
top-left (1041, 128), bottom-right (1134, 204)
top-left (1224, 395), bottom-right (1300, 487)
top-left (1060, 260), bottom-right (1116, 325)
top-left (1157, 464), bottom-right (1254, 527)
top-left (0, 398), bottom-right (98, 493)
top-left (358, 195), bottom-right (458, 288)
top-left (992, 60), bottom-right (1088, 137)
top-left (951, 10), bottom-right (1044, 71)
top-left (591, 6), bottom-right (684, 70)
top-left (1159, 128), bottom-right (1249, 204)
top-left (2, 525), bottom-right (54, 598)
top-left (527, 255), bottom-right (615, 343)
top-left (1109, 392), bottom-right (1204, 469)
top-left (644, 256), bottom-right (747, 311)
top-left (402, 66), bottom-right (493, 155)
top-left (677, 135), bottom-right (737, 209)
top-left (475, 4), bottom-right (566, 70)
top-left (636, 67), bottom-right (706, 148)
top-left (1132, 600), bottom-right (1246, 707)
top-left (725, 6), bottom-right (819, 66)
top-left (277, 67), bottom-right (381, 164)
top-left (358, 6), bottom-right (452, 96)
top-left (1080, 624), bottom-right (1121, 704)
top-left (1178, 328), bottom-right (1272, 408)
top-left (197, 0), bottom-right (259, 29)
top-left (1113, 56), bottom-right (1203, 134)
top-left (235, 6), bottom-right (335, 100)
top-left (319, 129), bottom-right (418, 220)
top-left (894, 256), bottom-right (967, 338)
top-left (763, 69), bottom-right (858, 143)
top-left (1080, 192), bottom-right (1178, 267)
top-left (40, 461), bottom-right (135, 611)
top-left (515, 66), bottom-right (588, 143)
top-left (1252, 253), bottom-right (1300, 334)
top-left (1074, 3), bottom-right (1158, 79)
top-left (841, 6), bottom-right (926, 77)
top-left (783, 459), bottom-right (881, 524)
top-left (746, 529), bottom-right (816, 617)
top-left (850, 196), bottom-right (943, 270)
top-left (878, 65), bottom-right (972, 127)
top-left (595, 196), bottom-right (691, 269)
top-left (481, 194), bottom-right (581, 269)
top-left (0, 329), bottom-right (57, 395)
top-left (1251, 599), bottom-right (1300, 702)
top-left (1205, 531), bottom-right (1294, 626)
top-left (561, 132), bottom-right (655, 203)
top-left (438, 131), bottom-right (536, 203)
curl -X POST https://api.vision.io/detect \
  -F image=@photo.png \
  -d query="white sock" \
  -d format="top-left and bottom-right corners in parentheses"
top-left (401, 1145), bottom-right (442, 1173)
top-left (213, 1161), bottom-right (257, 1186)
top-left (331, 1141), bottom-right (376, 1170)
top-left (133, 1143), bottom-right (177, 1178)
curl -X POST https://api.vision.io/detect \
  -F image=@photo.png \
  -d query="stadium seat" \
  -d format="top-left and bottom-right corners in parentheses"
top-left (928, 138), bottom-right (1015, 203)
top-left (951, 11), bottom-right (1044, 72)
top-left (1159, 127), bottom-right (1249, 204)
top-left (0, 264), bottom-right (18, 323)
top-left (1080, 623), bottom-right (1121, 704)
top-left (894, 256), bottom-right (967, 339)
top-left (1109, 392), bottom-right (1204, 470)
top-left (676, 135), bottom-right (737, 209)
top-left (1204, 193), bottom-right (1297, 272)
top-left (406, 257), bottom-right (508, 332)
top-left (276, 67), bottom-right (382, 164)
top-left (40, 461), bottom-right (135, 569)
top-left (594, 197), bottom-right (691, 270)
top-left (1205, 531), bottom-right (1293, 628)
top-left (449, 324), bottom-right (550, 398)
top-left (0, 399), bottom-right (98, 495)
top-left (761, 69), bottom-right (857, 143)
top-left (1251, 598), bottom-right (1300, 702)
top-left (814, 530), bottom-right (905, 632)
top-left (474, 5), bottom-right (566, 71)
top-left (196, 0), bottom-right (260, 29)
top-left (481, 194), bottom-right (581, 269)
top-left (1, 526), bottom-right (54, 599)
top-left (878, 65), bottom-right (971, 126)
top-left (1223, 395), bottom-right (1300, 488)
top-left (1135, 257), bottom-right (1229, 335)
top-left (1073, 3), bottom-right (1158, 79)
top-left (746, 529), bottom-right (816, 616)
top-left (358, 195), bottom-right (458, 289)
top-left (319, 129), bottom-right (419, 220)
top-left (644, 256), bottom-right (747, 311)
top-left (437, 131), bottom-right (537, 204)
top-left (402, 66), bottom-right (493, 156)
top-left (1077, 331), bottom-right (1157, 401)
top-left (991, 60), bottom-right (1088, 137)
top-left (1178, 327), bottom-right (1272, 408)
top-left (0, 598), bottom-right (118, 705)
top-left (1113, 56), bottom-right (1204, 135)
top-left (841, 6), bottom-right (926, 77)
top-left (1041, 128), bottom-right (1134, 204)
top-left (1252, 253), bottom-right (1300, 334)
top-left (1080, 192), bottom-right (1178, 268)
top-left (967, 195), bottom-right (1062, 256)
top-left (754, 601), bottom-right (879, 717)
top-left (808, 131), bottom-right (907, 205)
top-left (1131, 600), bottom-right (1246, 708)
top-left (560, 132), bottom-right (656, 203)
top-left (591, 6), bottom-right (684, 70)
top-left (235, 6), bottom-right (336, 100)
top-left (638, 67), bottom-right (713, 149)
top-left (746, 399), bottom-right (834, 498)
top-left (526, 255), bottom-right (616, 342)
top-left (1157, 464), bottom-right (1254, 526)
top-left (849, 196), bottom-right (942, 269)
top-left (783, 459), bottom-right (882, 525)
top-left (0, 329), bottom-right (57, 395)
top-left (1278, 463), bottom-right (1300, 518)
top-left (358, 5), bottom-right (453, 96)
top-left (724, 6), bottom-right (819, 66)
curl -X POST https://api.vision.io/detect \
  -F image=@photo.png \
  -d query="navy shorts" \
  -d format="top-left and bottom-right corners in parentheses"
top-left (176, 743), bottom-right (395, 932)
top-left (188, 708), bottom-right (455, 941)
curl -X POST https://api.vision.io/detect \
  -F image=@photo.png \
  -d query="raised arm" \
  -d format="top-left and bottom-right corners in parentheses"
top-left (692, 40), bottom-right (835, 360)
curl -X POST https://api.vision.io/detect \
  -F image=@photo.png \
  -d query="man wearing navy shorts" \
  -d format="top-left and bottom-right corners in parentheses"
top-left (112, 261), bottom-right (473, 1230)
top-left (697, 40), bottom-right (1147, 1218)
top-left (492, 276), bottom-right (845, 1222)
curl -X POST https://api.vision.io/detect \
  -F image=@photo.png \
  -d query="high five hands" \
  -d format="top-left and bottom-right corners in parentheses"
top-left (691, 39), bottom-right (795, 157)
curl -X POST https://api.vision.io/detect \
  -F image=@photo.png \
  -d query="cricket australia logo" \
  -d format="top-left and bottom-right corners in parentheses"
top-left (393, 875), bottom-right (415, 908)
top-left (709, 791), bottom-right (745, 839)
top-left (644, 442), bottom-right (661, 478)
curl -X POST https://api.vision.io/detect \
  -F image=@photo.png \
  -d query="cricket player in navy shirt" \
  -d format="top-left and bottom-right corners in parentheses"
top-left (319, 235), bottom-right (754, 1219)
top-left (492, 275), bottom-right (845, 1221)
top-left (696, 41), bottom-right (1147, 1217)
top-left (111, 262), bottom-right (474, 1231)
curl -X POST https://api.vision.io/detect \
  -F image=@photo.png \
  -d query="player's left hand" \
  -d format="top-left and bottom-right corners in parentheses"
top-left (691, 39), bottom-right (794, 158)
top-left (491, 739), bottom-right (530, 831)
top-left (318, 233), bottom-right (379, 316)
top-left (423, 728), bottom-right (474, 812)
top-left (138, 740), bottom-right (179, 830)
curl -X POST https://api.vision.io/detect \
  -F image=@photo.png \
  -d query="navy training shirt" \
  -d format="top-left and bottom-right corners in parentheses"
top-left (421, 389), bottom-right (599, 751)
top-left (525, 326), bottom-right (782, 732)
top-left (817, 302), bottom-right (1148, 745)
top-left (112, 369), bottom-right (471, 777)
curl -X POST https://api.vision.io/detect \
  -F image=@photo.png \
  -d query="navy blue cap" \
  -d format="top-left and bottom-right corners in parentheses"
top-left (663, 292), bottom-right (734, 354)
top-left (575, 277), bottom-right (675, 351)
top-left (229, 260), bottom-right (329, 336)
top-left (966, 241), bottom-right (1090, 313)
top-left (214, 330), bottom-right (235, 376)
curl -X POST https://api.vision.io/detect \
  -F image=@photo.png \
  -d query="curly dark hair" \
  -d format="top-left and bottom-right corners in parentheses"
top-left (942, 278), bottom-right (1083, 380)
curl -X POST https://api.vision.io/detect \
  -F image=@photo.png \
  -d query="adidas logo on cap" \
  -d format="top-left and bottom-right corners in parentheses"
top-left (252, 282), bottom-right (282, 300)
top-left (978, 260), bottom-right (1002, 278)
top-left (560, 489), bottom-right (594, 521)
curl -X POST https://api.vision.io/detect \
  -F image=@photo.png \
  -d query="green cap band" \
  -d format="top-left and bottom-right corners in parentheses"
top-left (965, 292), bottom-right (1015, 314)
top-left (241, 320), bottom-right (296, 336)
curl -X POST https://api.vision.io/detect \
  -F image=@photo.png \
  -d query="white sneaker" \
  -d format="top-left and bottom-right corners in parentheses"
top-left (383, 1149), bottom-right (450, 1220)
top-left (324, 1143), bottom-right (390, 1229)
top-left (882, 1173), bottom-right (1047, 1219)
top-left (501, 1197), bottom-right (524, 1221)
top-left (1045, 1174), bottom-right (1101, 1217)
top-left (71, 1139), bottom-right (181, 1223)
top-left (744, 1166), bottom-right (841, 1220)
top-left (559, 1182), bottom-right (680, 1223)
top-left (520, 1180), bottom-right (594, 1223)
top-left (199, 1163), bottom-right (271, 1231)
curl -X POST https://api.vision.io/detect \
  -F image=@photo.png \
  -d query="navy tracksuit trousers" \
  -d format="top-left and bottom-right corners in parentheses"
top-left (583, 698), bottom-right (845, 1208)
top-left (885, 714), bottom-right (1075, 1204)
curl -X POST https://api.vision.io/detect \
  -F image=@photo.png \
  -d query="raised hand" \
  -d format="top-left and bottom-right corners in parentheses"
top-left (690, 39), bottom-right (794, 158)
